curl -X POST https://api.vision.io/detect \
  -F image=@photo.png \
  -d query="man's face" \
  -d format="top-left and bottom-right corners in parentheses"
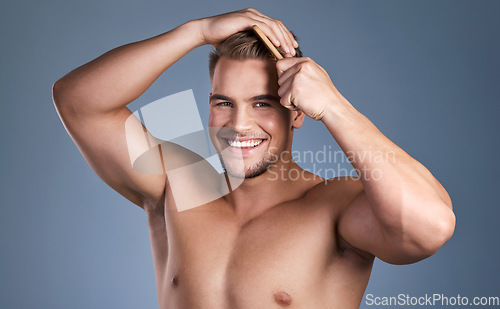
top-left (209, 57), bottom-right (302, 179)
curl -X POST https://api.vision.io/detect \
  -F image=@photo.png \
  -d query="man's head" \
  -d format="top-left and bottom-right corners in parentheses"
top-left (208, 30), bottom-right (305, 179)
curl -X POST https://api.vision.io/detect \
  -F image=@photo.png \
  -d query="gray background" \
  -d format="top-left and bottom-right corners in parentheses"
top-left (1, 0), bottom-right (499, 308)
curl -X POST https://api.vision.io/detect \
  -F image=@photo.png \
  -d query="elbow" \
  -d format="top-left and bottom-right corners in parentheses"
top-left (52, 79), bottom-right (70, 118)
top-left (52, 78), bottom-right (67, 107)
top-left (52, 77), bottom-right (80, 117)
top-left (434, 209), bottom-right (456, 249)
top-left (413, 206), bottom-right (456, 260)
top-left (383, 205), bottom-right (456, 265)
top-left (52, 78), bottom-right (64, 109)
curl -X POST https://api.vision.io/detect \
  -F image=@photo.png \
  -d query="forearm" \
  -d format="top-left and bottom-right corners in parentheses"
top-left (53, 19), bottom-right (204, 115)
top-left (322, 99), bottom-right (454, 243)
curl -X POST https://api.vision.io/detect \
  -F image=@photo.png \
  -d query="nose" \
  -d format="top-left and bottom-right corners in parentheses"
top-left (229, 106), bottom-right (253, 133)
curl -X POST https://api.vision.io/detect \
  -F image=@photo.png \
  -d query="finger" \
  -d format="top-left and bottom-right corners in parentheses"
top-left (292, 36), bottom-right (299, 49)
top-left (251, 19), bottom-right (286, 49)
top-left (239, 10), bottom-right (276, 37)
top-left (242, 9), bottom-right (298, 50)
top-left (264, 20), bottom-right (291, 54)
top-left (277, 76), bottom-right (297, 109)
top-left (281, 91), bottom-right (298, 110)
top-left (277, 20), bottom-right (297, 55)
top-left (251, 15), bottom-right (290, 52)
top-left (275, 21), bottom-right (292, 54)
top-left (252, 20), bottom-right (283, 48)
top-left (277, 20), bottom-right (298, 49)
top-left (277, 74), bottom-right (293, 98)
top-left (247, 4), bottom-right (292, 47)
top-left (276, 57), bottom-right (307, 75)
top-left (277, 64), bottom-right (301, 86)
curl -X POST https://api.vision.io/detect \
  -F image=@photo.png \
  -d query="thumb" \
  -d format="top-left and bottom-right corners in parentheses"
top-left (276, 56), bottom-right (304, 75)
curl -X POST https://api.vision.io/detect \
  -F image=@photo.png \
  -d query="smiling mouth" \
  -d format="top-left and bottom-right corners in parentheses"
top-left (224, 138), bottom-right (266, 149)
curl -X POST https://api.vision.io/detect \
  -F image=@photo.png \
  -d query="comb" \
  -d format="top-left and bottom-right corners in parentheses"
top-left (252, 25), bottom-right (284, 60)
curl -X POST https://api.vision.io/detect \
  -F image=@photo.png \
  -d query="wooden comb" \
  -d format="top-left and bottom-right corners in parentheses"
top-left (252, 25), bottom-right (284, 60)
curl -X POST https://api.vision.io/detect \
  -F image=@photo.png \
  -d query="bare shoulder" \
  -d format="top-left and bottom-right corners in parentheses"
top-left (300, 175), bottom-right (374, 261)
top-left (305, 176), bottom-right (365, 216)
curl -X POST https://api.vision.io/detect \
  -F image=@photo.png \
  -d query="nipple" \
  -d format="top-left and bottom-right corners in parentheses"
top-left (274, 291), bottom-right (292, 306)
top-left (171, 274), bottom-right (179, 287)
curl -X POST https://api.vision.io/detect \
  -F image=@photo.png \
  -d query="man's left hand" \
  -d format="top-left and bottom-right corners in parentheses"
top-left (276, 57), bottom-right (344, 121)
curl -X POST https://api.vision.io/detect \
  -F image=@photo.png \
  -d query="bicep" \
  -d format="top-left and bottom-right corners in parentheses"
top-left (55, 105), bottom-right (167, 207)
top-left (338, 190), bottom-right (428, 264)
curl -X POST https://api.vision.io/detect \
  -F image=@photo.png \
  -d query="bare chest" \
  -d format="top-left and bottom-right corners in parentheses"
top-left (152, 200), bottom-right (372, 309)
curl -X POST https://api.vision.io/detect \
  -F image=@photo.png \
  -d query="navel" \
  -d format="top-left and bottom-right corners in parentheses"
top-left (274, 291), bottom-right (292, 306)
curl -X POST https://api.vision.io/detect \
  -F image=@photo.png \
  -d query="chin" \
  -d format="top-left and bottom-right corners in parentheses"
top-left (223, 157), bottom-right (272, 179)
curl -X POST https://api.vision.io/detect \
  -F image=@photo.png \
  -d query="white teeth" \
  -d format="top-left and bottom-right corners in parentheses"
top-left (227, 139), bottom-right (263, 148)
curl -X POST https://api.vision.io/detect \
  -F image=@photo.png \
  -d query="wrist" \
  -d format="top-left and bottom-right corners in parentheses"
top-left (179, 19), bottom-right (208, 48)
top-left (321, 97), bottom-right (361, 128)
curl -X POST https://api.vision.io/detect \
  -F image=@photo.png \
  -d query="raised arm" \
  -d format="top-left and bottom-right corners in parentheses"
top-left (276, 56), bottom-right (455, 264)
top-left (52, 19), bottom-right (204, 209)
top-left (52, 8), bottom-right (297, 210)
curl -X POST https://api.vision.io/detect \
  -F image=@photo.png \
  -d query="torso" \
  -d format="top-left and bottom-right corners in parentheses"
top-left (145, 174), bottom-right (374, 309)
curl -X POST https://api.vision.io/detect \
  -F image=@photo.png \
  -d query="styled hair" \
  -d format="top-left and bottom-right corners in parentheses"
top-left (208, 30), bottom-right (303, 80)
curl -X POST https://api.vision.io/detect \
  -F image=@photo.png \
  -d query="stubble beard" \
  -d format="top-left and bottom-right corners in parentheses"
top-left (221, 151), bottom-right (275, 179)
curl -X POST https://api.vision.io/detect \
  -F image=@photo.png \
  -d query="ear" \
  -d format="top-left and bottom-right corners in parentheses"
top-left (292, 110), bottom-right (305, 129)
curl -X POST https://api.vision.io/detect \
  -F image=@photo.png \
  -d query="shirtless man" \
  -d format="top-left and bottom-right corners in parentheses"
top-left (52, 8), bottom-right (455, 308)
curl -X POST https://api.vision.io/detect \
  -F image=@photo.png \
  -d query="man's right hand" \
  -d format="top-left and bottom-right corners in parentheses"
top-left (196, 8), bottom-right (298, 56)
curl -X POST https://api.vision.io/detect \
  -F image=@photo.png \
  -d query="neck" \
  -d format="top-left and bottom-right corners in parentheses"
top-left (222, 159), bottom-right (305, 224)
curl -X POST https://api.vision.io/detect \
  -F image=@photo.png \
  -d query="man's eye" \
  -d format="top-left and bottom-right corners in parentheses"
top-left (217, 102), bottom-right (232, 107)
top-left (255, 102), bottom-right (270, 107)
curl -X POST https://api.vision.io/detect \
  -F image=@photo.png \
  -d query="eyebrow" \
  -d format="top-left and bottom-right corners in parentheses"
top-left (250, 94), bottom-right (280, 102)
top-left (210, 94), bottom-right (280, 103)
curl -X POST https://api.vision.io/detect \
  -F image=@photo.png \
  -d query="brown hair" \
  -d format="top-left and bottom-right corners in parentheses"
top-left (208, 30), bottom-right (303, 80)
